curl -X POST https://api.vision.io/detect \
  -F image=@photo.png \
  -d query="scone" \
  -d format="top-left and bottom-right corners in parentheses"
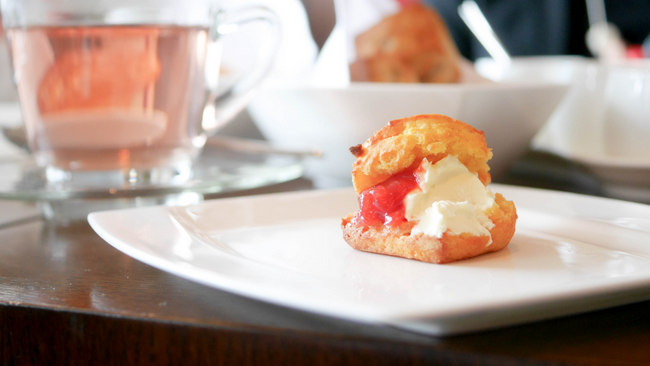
top-left (341, 114), bottom-right (517, 264)
top-left (349, 3), bottom-right (461, 83)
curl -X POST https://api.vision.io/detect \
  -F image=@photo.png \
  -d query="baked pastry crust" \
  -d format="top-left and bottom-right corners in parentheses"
top-left (349, 3), bottom-right (461, 83)
top-left (350, 114), bottom-right (492, 193)
top-left (342, 114), bottom-right (516, 264)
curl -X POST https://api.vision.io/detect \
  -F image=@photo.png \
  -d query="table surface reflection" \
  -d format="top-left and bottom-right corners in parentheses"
top-left (1, 176), bottom-right (650, 366)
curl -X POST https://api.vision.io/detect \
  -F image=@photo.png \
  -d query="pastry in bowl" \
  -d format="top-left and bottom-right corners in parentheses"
top-left (341, 114), bottom-right (517, 264)
top-left (349, 3), bottom-right (462, 83)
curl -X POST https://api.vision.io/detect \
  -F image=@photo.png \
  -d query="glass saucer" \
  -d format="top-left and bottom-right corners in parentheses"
top-left (0, 144), bottom-right (305, 223)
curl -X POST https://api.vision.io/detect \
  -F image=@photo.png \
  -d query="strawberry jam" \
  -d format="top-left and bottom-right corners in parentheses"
top-left (355, 170), bottom-right (420, 226)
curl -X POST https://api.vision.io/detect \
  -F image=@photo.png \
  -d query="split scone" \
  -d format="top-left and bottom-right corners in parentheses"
top-left (341, 114), bottom-right (517, 264)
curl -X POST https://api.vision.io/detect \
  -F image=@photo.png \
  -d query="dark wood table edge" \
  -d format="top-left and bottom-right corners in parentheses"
top-left (1, 302), bottom-right (548, 366)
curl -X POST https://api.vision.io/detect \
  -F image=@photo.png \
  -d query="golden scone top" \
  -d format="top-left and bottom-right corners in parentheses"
top-left (350, 114), bottom-right (493, 193)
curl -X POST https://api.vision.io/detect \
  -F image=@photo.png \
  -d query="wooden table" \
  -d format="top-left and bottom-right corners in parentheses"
top-left (1, 177), bottom-right (650, 366)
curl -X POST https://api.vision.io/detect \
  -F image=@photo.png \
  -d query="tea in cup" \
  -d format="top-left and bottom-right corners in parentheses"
top-left (1, 0), bottom-right (279, 188)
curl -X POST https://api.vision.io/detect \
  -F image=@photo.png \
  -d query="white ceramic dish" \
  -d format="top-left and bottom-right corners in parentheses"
top-left (478, 56), bottom-right (650, 192)
top-left (248, 82), bottom-right (567, 183)
top-left (567, 152), bottom-right (650, 186)
top-left (89, 185), bottom-right (650, 336)
top-left (570, 154), bottom-right (650, 204)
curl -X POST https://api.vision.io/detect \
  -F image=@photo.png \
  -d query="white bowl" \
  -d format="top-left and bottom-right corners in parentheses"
top-left (248, 81), bottom-right (567, 183)
top-left (478, 57), bottom-right (650, 185)
top-left (475, 56), bottom-right (588, 84)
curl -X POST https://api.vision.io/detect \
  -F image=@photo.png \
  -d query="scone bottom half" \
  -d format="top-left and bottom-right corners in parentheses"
top-left (341, 114), bottom-right (517, 264)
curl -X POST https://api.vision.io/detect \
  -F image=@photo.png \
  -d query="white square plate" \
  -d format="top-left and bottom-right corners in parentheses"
top-left (88, 185), bottom-right (650, 336)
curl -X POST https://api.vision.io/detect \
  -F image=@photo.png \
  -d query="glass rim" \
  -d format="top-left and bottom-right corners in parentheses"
top-left (0, 1), bottom-right (219, 28)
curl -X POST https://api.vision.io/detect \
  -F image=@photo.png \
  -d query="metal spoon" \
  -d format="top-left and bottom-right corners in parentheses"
top-left (457, 0), bottom-right (511, 66)
top-left (584, 0), bottom-right (625, 60)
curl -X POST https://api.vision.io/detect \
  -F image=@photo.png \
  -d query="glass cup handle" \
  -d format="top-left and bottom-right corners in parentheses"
top-left (201, 5), bottom-right (280, 134)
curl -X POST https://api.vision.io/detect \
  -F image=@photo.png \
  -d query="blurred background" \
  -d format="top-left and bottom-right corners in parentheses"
top-left (300, 0), bottom-right (650, 58)
top-left (424, 0), bottom-right (650, 60)
top-left (0, 0), bottom-right (648, 202)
